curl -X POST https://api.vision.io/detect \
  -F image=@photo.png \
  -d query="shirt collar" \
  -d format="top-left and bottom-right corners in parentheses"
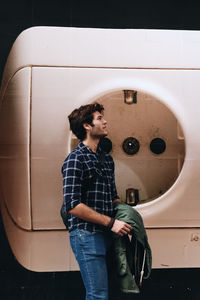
top-left (78, 142), bottom-right (102, 155)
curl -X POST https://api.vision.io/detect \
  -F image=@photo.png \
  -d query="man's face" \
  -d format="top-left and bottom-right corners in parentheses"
top-left (89, 111), bottom-right (108, 138)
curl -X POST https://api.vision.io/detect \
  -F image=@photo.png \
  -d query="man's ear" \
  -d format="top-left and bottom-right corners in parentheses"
top-left (83, 123), bottom-right (91, 131)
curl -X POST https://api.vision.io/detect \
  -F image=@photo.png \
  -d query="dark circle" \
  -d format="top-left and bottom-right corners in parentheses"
top-left (150, 138), bottom-right (166, 154)
top-left (99, 137), bottom-right (112, 153)
top-left (122, 137), bottom-right (140, 155)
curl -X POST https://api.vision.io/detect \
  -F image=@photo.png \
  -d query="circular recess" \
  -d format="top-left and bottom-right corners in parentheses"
top-left (122, 137), bottom-right (140, 155)
top-left (71, 90), bottom-right (185, 205)
top-left (150, 138), bottom-right (166, 154)
top-left (99, 137), bottom-right (112, 153)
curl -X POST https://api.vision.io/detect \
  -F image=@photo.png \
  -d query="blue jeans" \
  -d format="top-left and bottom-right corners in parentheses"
top-left (70, 229), bottom-right (111, 300)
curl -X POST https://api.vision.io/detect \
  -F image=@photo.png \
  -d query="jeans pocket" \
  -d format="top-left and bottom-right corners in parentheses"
top-left (70, 230), bottom-right (96, 256)
top-left (70, 230), bottom-right (107, 257)
top-left (79, 230), bottom-right (96, 237)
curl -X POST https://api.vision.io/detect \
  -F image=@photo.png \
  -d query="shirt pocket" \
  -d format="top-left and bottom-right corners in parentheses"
top-left (81, 166), bottom-right (102, 195)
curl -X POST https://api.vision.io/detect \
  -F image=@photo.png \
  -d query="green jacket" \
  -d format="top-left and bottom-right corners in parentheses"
top-left (111, 202), bottom-right (152, 294)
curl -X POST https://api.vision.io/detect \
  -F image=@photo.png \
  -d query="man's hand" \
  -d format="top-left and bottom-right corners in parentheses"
top-left (69, 204), bottom-right (132, 236)
top-left (111, 219), bottom-right (132, 236)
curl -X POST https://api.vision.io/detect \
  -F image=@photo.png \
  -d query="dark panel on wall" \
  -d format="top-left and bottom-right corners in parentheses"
top-left (33, 0), bottom-right (71, 26)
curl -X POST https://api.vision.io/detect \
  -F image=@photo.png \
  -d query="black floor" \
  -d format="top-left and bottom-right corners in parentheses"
top-left (1, 214), bottom-right (200, 300)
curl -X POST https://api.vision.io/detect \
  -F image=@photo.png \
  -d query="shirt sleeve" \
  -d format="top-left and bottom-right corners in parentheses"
top-left (62, 153), bottom-right (83, 213)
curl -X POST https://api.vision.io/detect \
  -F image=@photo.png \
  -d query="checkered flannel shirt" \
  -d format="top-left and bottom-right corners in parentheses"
top-left (62, 142), bottom-right (119, 232)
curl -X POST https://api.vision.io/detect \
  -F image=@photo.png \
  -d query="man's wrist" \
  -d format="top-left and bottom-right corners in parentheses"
top-left (112, 199), bottom-right (120, 203)
top-left (107, 217), bottom-right (115, 230)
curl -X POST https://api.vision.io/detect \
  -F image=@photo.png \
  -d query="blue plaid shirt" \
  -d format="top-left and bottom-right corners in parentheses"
top-left (62, 142), bottom-right (119, 232)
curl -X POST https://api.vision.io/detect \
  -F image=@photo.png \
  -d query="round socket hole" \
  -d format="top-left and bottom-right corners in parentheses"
top-left (150, 138), bottom-right (166, 154)
top-left (122, 137), bottom-right (140, 155)
top-left (99, 137), bottom-right (112, 153)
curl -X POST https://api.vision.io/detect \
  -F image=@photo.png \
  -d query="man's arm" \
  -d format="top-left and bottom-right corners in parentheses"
top-left (63, 154), bottom-right (132, 236)
top-left (69, 203), bottom-right (132, 236)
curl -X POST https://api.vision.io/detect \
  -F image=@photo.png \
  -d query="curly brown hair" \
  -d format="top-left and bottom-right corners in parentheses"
top-left (68, 103), bottom-right (104, 140)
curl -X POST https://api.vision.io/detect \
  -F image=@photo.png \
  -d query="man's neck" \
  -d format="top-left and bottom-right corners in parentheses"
top-left (82, 137), bottom-right (100, 153)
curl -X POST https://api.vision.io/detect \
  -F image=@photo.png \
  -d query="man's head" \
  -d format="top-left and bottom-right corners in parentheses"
top-left (68, 102), bottom-right (107, 140)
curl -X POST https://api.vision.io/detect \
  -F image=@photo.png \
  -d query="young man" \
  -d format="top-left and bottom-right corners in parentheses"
top-left (61, 103), bottom-right (132, 300)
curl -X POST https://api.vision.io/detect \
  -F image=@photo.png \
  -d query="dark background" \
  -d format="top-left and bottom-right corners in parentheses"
top-left (1, 0), bottom-right (200, 299)
top-left (1, 0), bottom-right (200, 85)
